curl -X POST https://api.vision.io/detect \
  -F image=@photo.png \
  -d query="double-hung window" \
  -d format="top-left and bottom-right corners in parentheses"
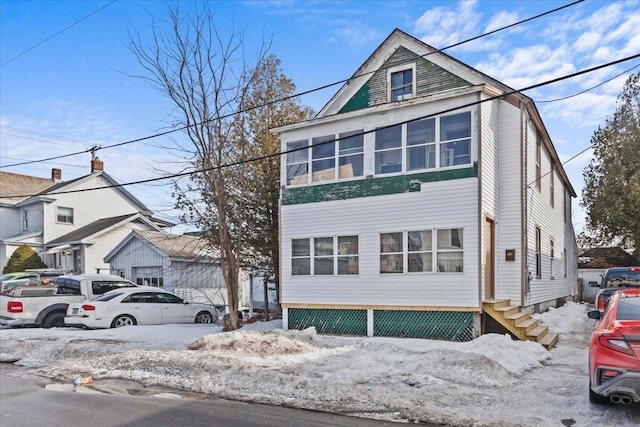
top-left (380, 228), bottom-right (462, 274)
top-left (311, 135), bottom-right (336, 182)
top-left (292, 236), bottom-right (359, 275)
top-left (22, 209), bottom-right (28, 230)
top-left (407, 118), bottom-right (436, 171)
top-left (375, 112), bottom-right (472, 175)
top-left (56, 206), bottom-right (74, 224)
top-left (286, 140), bottom-right (309, 185)
top-left (338, 131), bottom-right (364, 178)
top-left (375, 125), bottom-right (403, 174)
top-left (389, 65), bottom-right (415, 101)
top-left (439, 112), bottom-right (471, 167)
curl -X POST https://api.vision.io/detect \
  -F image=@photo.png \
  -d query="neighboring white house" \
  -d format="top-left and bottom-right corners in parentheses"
top-left (0, 159), bottom-right (170, 273)
top-left (104, 230), bottom-right (250, 308)
top-left (272, 29), bottom-right (577, 341)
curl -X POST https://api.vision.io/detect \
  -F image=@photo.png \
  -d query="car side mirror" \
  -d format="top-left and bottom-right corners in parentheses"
top-left (587, 310), bottom-right (601, 320)
top-left (588, 281), bottom-right (600, 287)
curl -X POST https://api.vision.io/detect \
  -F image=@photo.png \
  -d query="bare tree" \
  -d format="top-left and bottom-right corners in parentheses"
top-left (128, 4), bottom-right (269, 329)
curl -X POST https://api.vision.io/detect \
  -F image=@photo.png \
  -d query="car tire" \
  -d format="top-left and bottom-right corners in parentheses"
top-left (195, 311), bottom-right (213, 324)
top-left (589, 381), bottom-right (609, 404)
top-left (43, 312), bottom-right (66, 329)
top-left (111, 315), bottom-right (136, 328)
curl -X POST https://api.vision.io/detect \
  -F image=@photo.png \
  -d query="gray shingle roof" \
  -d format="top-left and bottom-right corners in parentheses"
top-left (0, 171), bottom-right (55, 203)
top-left (136, 230), bottom-right (218, 259)
top-left (47, 214), bottom-right (140, 244)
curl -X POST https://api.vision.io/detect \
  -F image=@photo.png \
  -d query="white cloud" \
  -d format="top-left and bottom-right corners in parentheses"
top-left (414, 0), bottom-right (481, 49)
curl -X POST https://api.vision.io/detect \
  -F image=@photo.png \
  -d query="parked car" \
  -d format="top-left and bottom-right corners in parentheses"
top-left (0, 274), bottom-right (137, 328)
top-left (587, 288), bottom-right (640, 404)
top-left (589, 266), bottom-right (640, 312)
top-left (64, 287), bottom-right (219, 329)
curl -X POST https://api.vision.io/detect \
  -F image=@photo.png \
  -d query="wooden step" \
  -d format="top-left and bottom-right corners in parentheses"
top-left (494, 305), bottom-right (520, 317)
top-left (540, 332), bottom-right (559, 350)
top-left (483, 299), bottom-right (511, 309)
top-left (526, 325), bottom-right (549, 342)
top-left (514, 317), bottom-right (538, 334)
top-left (505, 310), bottom-right (530, 324)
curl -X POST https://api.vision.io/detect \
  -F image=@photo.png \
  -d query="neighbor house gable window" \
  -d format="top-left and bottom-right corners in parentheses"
top-left (388, 64), bottom-right (416, 102)
top-left (56, 206), bottom-right (74, 224)
top-left (292, 236), bottom-right (359, 276)
top-left (380, 228), bottom-right (462, 274)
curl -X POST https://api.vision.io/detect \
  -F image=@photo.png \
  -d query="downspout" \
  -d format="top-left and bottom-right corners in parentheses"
top-left (521, 104), bottom-right (529, 308)
top-left (477, 93), bottom-right (483, 307)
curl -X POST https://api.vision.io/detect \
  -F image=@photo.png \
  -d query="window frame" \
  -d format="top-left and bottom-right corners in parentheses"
top-left (535, 139), bottom-right (542, 191)
top-left (535, 226), bottom-right (542, 279)
top-left (550, 168), bottom-right (555, 208)
top-left (291, 236), bottom-right (359, 276)
top-left (549, 238), bottom-right (555, 280)
top-left (388, 63), bottom-right (416, 102)
top-left (56, 206), bottom-right (74, 225)
top-left (380, 228), bottom-right (463, 274)
top-left (22, 208), bottom-right (28, 230)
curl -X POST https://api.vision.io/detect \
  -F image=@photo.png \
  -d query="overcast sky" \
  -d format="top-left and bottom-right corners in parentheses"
top-left (1, 0), bottom-right (639, 234)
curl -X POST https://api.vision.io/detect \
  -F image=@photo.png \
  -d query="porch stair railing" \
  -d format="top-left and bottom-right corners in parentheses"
top-left (483, 299), bottom-right (558, 350)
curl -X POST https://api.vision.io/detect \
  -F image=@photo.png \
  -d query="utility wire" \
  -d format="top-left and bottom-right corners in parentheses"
top-left (1, 0), bottom-right (118, 67)
top-left (537, 63), bottom-right (640, 103)
top-left (0, 0), bottom-right (584, 169)
top-left (2, 52), bottom-right (638, 200)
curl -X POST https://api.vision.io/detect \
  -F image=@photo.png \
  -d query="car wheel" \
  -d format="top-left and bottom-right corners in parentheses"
top-left (589, 381), bottom-right (609, 404)
top-left (43, 312), bottom-right (66, 328)
top-left (111, 315), bottom-right (136, 328)
top-left (195, 311), bottom-right (213, 324)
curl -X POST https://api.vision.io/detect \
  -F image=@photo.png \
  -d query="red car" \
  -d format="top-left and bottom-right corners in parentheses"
top-left (587, 288), bottom-right (640, 404)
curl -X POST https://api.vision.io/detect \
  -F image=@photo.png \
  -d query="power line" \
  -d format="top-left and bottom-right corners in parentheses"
top-left (1, 0), bottom-right (118, 67)
top-left (0, 0), bottom-right (584, 169)
top-left (537, 63), bottom-right (640, 103)
top-left (3, 52), bottom-right (638, 200)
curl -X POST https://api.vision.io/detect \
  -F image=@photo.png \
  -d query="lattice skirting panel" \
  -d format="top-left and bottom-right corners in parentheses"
top-left (287, 308), bottom-right (479, 341)
top-left (288, 308), bottom-right (368, 335)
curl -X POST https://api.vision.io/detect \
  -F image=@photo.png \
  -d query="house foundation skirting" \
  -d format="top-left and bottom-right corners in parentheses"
top-left (283, 307), bottom-right (481, 341)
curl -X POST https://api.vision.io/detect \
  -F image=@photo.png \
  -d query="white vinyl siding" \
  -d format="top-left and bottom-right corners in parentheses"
top-left (281, 177), bottom-right (479, 308)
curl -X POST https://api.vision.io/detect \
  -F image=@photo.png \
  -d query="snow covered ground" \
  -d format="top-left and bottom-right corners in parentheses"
top-left (1, 302), bottom-right (638, 426)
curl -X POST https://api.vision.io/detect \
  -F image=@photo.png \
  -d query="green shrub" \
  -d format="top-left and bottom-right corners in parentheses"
top-left (3, 244), bottom-right (47, 274)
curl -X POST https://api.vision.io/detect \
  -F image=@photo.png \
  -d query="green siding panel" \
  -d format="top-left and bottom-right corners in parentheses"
top-left (340, 81), bottom-right (371, 113)
top-left (282, 165), bottom-right (478, 205)
top-left (338, 46), bottom-right (471, 113)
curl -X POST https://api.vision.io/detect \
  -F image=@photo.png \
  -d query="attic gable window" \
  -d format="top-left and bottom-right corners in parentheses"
top-left (56, 206), bottom-right (74, 225)
top-left (388, 64), bottom-right (416, 102)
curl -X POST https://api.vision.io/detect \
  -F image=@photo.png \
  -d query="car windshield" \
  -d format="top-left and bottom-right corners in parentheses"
top-left (616, 296), bottom-right (640, 320)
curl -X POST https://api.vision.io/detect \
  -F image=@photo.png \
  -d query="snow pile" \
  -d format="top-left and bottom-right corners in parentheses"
top-left (2, 302), bottom-right (639, 426)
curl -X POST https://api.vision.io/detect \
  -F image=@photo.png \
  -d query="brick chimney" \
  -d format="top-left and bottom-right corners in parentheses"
top-left (91, 157), bottom-right (104, 172)
top-left (51, 168), bottom-right (62, 181)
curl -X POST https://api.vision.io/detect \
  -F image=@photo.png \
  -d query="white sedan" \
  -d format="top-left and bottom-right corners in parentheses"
top-left (64, 287), bottom-right (218, 329)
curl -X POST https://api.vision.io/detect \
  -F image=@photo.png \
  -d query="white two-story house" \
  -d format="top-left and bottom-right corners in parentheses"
top-left (273, 29), bottom-right (577, 345)
top-left (0, 158), bottom-right (170, 274)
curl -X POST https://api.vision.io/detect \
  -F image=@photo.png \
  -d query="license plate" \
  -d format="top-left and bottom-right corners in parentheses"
top-left (72, 308), bottom-right (78, 315)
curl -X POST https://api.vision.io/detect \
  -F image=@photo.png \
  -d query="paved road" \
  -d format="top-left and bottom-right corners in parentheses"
top-left (1, 365), bottom-right (423, 427)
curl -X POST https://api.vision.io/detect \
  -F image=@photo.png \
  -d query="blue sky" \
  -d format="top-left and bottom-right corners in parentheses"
top-left (1, 0), bottom-right (639, 234)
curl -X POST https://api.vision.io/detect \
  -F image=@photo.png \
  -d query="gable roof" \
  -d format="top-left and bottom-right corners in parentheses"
top-left (0, 171), bottom-right (55, 204)
top-left (47, 213), bottom-right (161, 245)
top-left (273, 28), bottom-right (576, 198)
top-left (104, 230), bottom-right (218, 262)
top-left (578, 247), bottom-right (639, 268)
